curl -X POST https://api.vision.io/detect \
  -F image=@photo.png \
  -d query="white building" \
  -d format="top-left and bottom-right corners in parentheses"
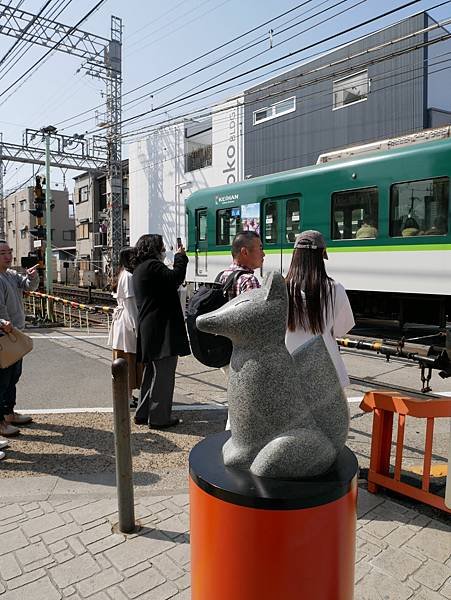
top-left (129, 97), bottom-right (244, 247)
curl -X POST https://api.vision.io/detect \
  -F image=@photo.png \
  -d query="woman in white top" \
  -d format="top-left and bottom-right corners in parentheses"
top-left (285, 230), bottom-right (355, 388)
top-left (108, 247), bottom-right (142, 404)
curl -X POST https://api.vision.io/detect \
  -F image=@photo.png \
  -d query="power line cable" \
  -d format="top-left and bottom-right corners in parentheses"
top-left (119, 18), bottom-right (451, 142)
top-left (119, 5), bottom-right (451, 137)
top-left (54, 0), bottom-right (320, 129)
top-left (89, 0), bottom-right (424, 134)
top-left (123, 54), bottom-right (451, 178)
top-left (123, 0), bottom-right (366, 130)
top-left (0, 0), bottom-right (74, 80)
top-left (0, 0), bottom-right (107, 101)
top-left (104, 0), bottom-right (362, 127)
top-left (0, 0), bottom-right (55, 73)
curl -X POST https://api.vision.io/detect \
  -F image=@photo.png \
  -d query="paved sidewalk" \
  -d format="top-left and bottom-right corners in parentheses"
top-left (0, 477), bottom-right (450, 599)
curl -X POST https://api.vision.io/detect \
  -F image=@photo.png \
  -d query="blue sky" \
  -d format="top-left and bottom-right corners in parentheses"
top-left (0, 0), bottom-right (450, 192)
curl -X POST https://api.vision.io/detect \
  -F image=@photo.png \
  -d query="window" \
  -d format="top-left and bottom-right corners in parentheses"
top-left (333, 71), bottom-right (368, 110)
top-left (185, 144), bottom-right (212, 172)
top-left (77, 222), bottom-right (89, 240)
top-left (332, 187), bottom-right (378, 240)
top-left (19, 200), bottom-right (27, 212)
top-left (63, 230), bottom-right (75, 241)
top-left (286, 199), bottom-right (301, 243)
top-left (20, 228), bottom-right (27, 239)
top-left (263, 201), bottom-right (279, 244)
top-left (78, 186), bottom-right (89, 203)
top-left (253, 96), bottom-right (296, 125)
top-left (390, 177), bottom-right (449, 237)
top-left (216, 207), bottom-right (241, 245)
top-left (196, 209), bottom-right (208, 242)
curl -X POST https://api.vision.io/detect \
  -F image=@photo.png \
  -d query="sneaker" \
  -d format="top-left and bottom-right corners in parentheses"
top-left (0, 451), bottom-right (5, 460)
top-left (5, 412), bottom-right (32, 425)
top-left (0, 422), bottom-right (20, 437)
top-left (0, 438), bottom-right (9, 449)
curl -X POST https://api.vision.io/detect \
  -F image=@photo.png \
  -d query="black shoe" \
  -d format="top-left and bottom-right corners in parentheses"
top-left (134, 416), bottom-right (148, 425)
top-left (130, 396), bottom-right (138, 409)
top-left (149, 417), bottom-right (181, 430)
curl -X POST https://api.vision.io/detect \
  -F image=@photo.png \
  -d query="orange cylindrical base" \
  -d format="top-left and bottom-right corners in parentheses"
top-left (190, 476), bottom-right (357, 600)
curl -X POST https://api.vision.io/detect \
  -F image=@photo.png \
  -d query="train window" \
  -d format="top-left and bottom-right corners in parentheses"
top-left (263, 201), bottom-right (278, 244)
top-left (286, 199), bottom-right (301, 242)
top-left (389, 177), bottom-right (449, 237)
top-left (196, 208), bottom-right (208, 242)
top-left (216, 207), bottom-right (241, 245)
top-left (331, 187), bottom-right (378, 240)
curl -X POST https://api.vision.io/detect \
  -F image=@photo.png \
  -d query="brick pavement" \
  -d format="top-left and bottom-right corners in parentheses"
top-left (0, 481), bottom-right (449, 599)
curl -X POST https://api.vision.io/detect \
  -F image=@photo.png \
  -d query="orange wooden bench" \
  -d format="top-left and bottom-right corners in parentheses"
top-left (360, 391), bottom-right (451, 513)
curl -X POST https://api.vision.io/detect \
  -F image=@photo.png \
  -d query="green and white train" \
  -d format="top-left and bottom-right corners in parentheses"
top-left (186, 131), bottom-right (451, 326)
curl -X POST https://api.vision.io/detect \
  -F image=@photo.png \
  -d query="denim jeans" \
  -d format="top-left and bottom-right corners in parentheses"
top-left (0, 359), bottom-right (22, 420)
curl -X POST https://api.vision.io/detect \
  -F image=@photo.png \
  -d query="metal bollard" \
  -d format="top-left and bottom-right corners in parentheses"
top-left (112, 358), bottom-right (135, 533)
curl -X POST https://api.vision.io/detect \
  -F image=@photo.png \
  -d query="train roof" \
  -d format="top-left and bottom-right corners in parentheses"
top-left (186, 135), bottom-right (451, 206)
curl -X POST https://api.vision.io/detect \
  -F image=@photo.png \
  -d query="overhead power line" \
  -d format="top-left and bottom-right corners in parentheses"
top-left (0, 0), bottom-right (107, 101)
top-left (86, 0), bottom-right (424, 135)
top-left (0, 0), bottom-right (75, 82)
top-left (55, 0), bottom-right (320, 129)
top-left (123, 54), bottom-right (451, 178)
top-left (118, 17), bottom-right (451, 143)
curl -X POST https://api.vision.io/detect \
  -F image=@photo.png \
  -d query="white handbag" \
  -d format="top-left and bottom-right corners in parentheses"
top-left (0, 328), bottom-right (33, 369)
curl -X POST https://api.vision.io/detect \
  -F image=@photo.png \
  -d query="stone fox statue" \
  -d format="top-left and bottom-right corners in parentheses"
top-left (196, 271), bottom-right (350, 479)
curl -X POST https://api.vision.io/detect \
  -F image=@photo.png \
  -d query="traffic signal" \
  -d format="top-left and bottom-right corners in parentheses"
top-left (29, 225), bottom-right (46, 239)
top-left (34, 176), bottom-right (45, 200)
top-left (29, 205), bottom-right (44, 218)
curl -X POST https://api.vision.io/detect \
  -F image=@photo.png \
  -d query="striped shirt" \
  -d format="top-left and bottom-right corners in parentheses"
top-left (218, 263), bottom-right (261, 299)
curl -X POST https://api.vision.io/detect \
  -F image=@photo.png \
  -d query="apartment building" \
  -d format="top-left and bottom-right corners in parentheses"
top-left (4, 185), bottom-right (75, 267)
top-left (73, 160), bottom-right (129, 284)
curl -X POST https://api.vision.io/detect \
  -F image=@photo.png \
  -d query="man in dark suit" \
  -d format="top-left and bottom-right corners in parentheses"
top-left (132, 234), bottom-right (190, 429)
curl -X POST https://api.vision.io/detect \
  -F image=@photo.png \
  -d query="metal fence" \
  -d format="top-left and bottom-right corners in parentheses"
top-left (24, 291), bottom-right (114, 332)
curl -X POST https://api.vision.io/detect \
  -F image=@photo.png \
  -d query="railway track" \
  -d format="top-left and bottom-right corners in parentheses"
top-left (52, 284), bottom-right (115, 306)
top-left (348, 376), bottom-right (443, 399)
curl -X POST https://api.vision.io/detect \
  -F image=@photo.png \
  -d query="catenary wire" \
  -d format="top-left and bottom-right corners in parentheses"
top-left (116, 11), bottom-right (451, 141)
top-left (0, 0), bottom-right (108, 101)
top-left (58, 0), bottom-right (424, 135)
top-left (120, 47), bottom-right (451, 176)
top-left (54, 0), bottom-right (321, 129)
top-left (85, 0), bottom-right (425, 135)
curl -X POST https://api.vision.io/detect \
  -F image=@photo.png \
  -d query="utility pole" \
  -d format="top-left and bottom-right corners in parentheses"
top-left (41, 126), bottom-right (56, 295)
top-left (0, 6), bottom-right (122, 284)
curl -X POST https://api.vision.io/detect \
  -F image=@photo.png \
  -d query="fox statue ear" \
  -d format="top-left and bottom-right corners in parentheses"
top-left (264, 271), bottom-right (287, 302)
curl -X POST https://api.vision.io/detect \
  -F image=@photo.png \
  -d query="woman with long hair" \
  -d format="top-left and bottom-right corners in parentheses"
top-left (108, 246), bottom-right (141, 406)
top-left (285, 230), bottom-right (354, 388)
top-left (132, 233), bottom-right (190, 429)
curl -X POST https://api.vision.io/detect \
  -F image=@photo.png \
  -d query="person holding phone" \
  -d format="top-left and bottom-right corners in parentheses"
top-left (0, 240), bottom-right (39, 438)
top-left (132, 234), bottom-right (190, 429)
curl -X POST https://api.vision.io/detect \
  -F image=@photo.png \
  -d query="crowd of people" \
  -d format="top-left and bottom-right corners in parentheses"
top-left (0, 227), bottom-right (355, 457)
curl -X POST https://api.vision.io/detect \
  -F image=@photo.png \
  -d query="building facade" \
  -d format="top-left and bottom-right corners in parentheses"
top-left (243, 12), bottom-right (451, 177)
top-left (73, 160), bottom-right (129, 285)
top-left (4, 185), bottom-right (75, 268)
top-left (129, 97), bottom-right (244, 246)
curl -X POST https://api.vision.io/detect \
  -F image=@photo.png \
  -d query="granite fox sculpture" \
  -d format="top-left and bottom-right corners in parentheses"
top-left (196, 271), bottom-right (350, 479)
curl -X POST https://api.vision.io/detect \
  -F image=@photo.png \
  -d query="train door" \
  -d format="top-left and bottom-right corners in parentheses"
top-left (262, 197), bottom-right (301, 276)
top-left (195, 208), bottom-right (208, 277)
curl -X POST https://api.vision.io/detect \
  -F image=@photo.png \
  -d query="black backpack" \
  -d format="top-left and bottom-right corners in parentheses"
top-left (186, 270), bottom-right (246, 368)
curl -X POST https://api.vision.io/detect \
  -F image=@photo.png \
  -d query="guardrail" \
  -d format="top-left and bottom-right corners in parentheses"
top-left (24, 290), bottom-right (114, 331)
top-left (360, 390), bottom-right (451, 513)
